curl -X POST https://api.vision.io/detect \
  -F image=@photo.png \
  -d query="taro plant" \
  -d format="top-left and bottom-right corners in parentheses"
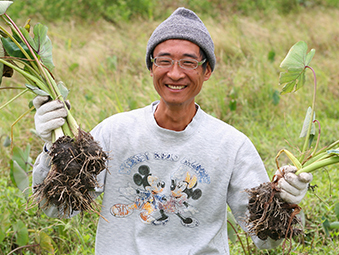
top-left (0, 1), bottom-right (107, 219)
top-left (0, 144), bottom-right (56, 254)
top-left (245, 41), bottom-right (339, 254)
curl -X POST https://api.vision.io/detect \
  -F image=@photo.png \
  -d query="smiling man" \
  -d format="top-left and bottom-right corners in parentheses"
top-left (32, 7), bottom-right (312, 255)
top-left (150, 39), bottom-right (212, 131)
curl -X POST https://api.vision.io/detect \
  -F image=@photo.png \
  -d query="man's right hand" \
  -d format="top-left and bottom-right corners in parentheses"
top-left (33, 96), bottom-right (68, 146)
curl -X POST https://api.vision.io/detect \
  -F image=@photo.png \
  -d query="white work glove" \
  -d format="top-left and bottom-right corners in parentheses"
top-left (33, 95), bottom-right (68, 149)
top-left (276, 165), bottom-right (313, 204)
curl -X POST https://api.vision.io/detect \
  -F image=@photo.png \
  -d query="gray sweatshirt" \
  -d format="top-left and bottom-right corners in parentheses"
top-left (33, 101), bottom-right (281, 254)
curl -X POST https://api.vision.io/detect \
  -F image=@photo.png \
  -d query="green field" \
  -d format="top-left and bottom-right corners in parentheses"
top-left (1, 1), bottom-right (339, 254)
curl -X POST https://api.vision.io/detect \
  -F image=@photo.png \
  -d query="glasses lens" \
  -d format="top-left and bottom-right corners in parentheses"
top-left (154, 57), bottom-right (172, 67)
top-left (179, 59), bottom-right (199, 69)
top-left (153, 57), bottom-right (200, 70)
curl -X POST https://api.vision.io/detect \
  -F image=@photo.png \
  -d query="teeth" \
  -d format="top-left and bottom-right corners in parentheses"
top-left (167, 85), bottom-right (185, 90)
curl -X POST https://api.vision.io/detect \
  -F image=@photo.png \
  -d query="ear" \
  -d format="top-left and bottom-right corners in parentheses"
top-left (203, 63), bottom-right (212, 81)
top-left (150, 66), bottom-right (153, 77)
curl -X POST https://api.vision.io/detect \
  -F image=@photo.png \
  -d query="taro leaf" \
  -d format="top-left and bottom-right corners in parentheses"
top-left (335, 203), bottom-right (339, 220)
top-left (20, 23), bottom-right (54, 71)
top-left (0, 1), bottom-right (13, 15)
top-left (12, 145), bottom-right (31, 171)
top-left (10, 159), bottom-right (30, 198)
top-left (1, 36), bottom-right (32, 60)
top-left (327, 149), bottom-right (339, 156)
top-left (279, 41), bottom-right (315, 95)
top-left (57, 81), bottom-right (69, 99)
top-left (300, 107), bottom-right (315, 138)
top-left (227, 211), bottom-right (237, 243)
top-left (19, 26), bottom-right (35, 48)
top-left (26, 83), bottom-right (50, 96)
top-left (35, 231), bottom-right (55, 254)
top-left (14, 220), bottom-right (29, 246)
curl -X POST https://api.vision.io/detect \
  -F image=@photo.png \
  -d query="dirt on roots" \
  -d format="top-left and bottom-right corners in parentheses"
top-left (245, 175), bottom-right (304, 253)
top-left (31, 129), bottom-right (108, 217)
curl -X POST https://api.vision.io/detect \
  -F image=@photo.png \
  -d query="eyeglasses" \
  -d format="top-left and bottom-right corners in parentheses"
top-left (150, 56), bottom-right (206, 70)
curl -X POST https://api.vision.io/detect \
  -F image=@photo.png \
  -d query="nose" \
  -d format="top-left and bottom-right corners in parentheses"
top-left (167, 61), bottom-right (185, 80)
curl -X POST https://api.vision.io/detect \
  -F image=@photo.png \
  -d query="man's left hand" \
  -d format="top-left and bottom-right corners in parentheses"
top-left (275, 165), bottom-right (313, 204)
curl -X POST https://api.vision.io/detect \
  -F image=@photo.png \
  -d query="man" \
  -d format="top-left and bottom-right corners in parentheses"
top-left (32, 7), bottom-right (312, 254)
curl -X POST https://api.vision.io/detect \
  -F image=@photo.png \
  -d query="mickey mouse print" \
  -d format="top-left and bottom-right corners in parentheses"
top-left (110, 151), bottom-right (210, 228)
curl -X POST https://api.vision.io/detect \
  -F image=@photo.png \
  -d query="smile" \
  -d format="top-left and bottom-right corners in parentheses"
top-left (167, 84), bottom-right (186, 90)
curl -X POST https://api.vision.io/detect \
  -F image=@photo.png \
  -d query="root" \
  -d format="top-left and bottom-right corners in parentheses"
top-left (245, 175), bottom-right (303, 254)
top-left (30, 128), bottom-right (108, 219)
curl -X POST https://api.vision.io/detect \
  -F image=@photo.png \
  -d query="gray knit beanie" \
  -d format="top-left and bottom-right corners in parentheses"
top-left (146, 7), bottom-right (216, 71)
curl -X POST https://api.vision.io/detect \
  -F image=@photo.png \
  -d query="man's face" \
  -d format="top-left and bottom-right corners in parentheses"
top-left (150, 39), bottom-right (212, 108)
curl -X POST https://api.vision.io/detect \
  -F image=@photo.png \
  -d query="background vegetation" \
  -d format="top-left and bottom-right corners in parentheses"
top-left (1, 0), bottom-right (339, 254)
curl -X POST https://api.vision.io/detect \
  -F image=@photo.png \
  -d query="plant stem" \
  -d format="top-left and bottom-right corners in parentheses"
top-left (43, 67), bottom-right (79, 137)
top-left (300, 66), bottom-right (317, 163)
top-left (0, 88), bottom-right (28, 110)
top-left (0, 58), bottom-right (51, 94)
top-left (0, 22), bottom-right (38, 73)
top-left (52, 127), bottom-right (65, 142)
top-left (10, 105), bottom-right (35, 150)
top-left (296, 156), bottom-right (339, 174)
top-left (5, 13), bottom-right (57, 99)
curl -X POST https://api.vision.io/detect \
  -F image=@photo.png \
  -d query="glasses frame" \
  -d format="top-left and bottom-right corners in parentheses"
top-left (150, 56), bottom-right (206, 70)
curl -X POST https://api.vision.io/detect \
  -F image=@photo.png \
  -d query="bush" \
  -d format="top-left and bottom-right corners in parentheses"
top-left (8, 0), bottom-right (339, 23)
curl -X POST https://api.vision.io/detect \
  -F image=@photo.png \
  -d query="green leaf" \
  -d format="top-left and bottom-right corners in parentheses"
top-left (322, 216), bottom-right (330, 236)
top-left (300, 107), bottom-right (315, 138)
top-left (26, 83), bottom-right (50, 96)
top-left (57, 81), bottom-right (69, 99)
top-left (272, 89), bottom-right (280, 105)
top-left (18, 23), bottom-right (54, 70)
top-left (12, 145), bottom-right (31, 171)
top-left (280, 79), bottom-right (296, 94)
top-left (305, 48), bottom-right (316, 66)
top-left (3, 135), bottom-right (11, 147)
top-left (13, 220), bottom-right (29, 246)
top-left (279, 41), bottom-right (315, 94)
top-left (35, 231), bottom-right (55, 254)
top-left (330, 222), bottom-right (339, 229)
top-left (268, 50), bottom-right (275, 62)
top-left (0, 211), bottom-right (11, 243)
top-left (228, 99), bottom-right (236, 111)
top-left (0, 1), bottom-right (13, 15)
top-left (69, 62), bottom-right (79, 72)
top-left (10, 159), bottom-right (30, 198)
top-left (32, 23), bottom-right (54, 71)
top-left (280, 41), bottom-right (309, 70)
top-left (19, 26), bottom-right (36, 49)
top-left (335, 203), bottom-right (339, 220)
top-left (0, 227), bottom-right (5, 244)
top-left (227, 211), bottom-right (237, 243)
top-left (327, 149), bottom-right (339, 156)
top-left (1, 36), bottom-right (33, 60)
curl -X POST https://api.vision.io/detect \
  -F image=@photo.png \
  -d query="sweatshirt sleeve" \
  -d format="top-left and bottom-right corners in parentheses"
top-left (32, 147), bottom-right (67, 218)
top-left (226, 137), bottom-right (283, 249)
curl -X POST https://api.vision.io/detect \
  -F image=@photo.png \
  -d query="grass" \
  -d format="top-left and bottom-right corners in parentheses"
top-left (1, 5), bottom-right (339, 254)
